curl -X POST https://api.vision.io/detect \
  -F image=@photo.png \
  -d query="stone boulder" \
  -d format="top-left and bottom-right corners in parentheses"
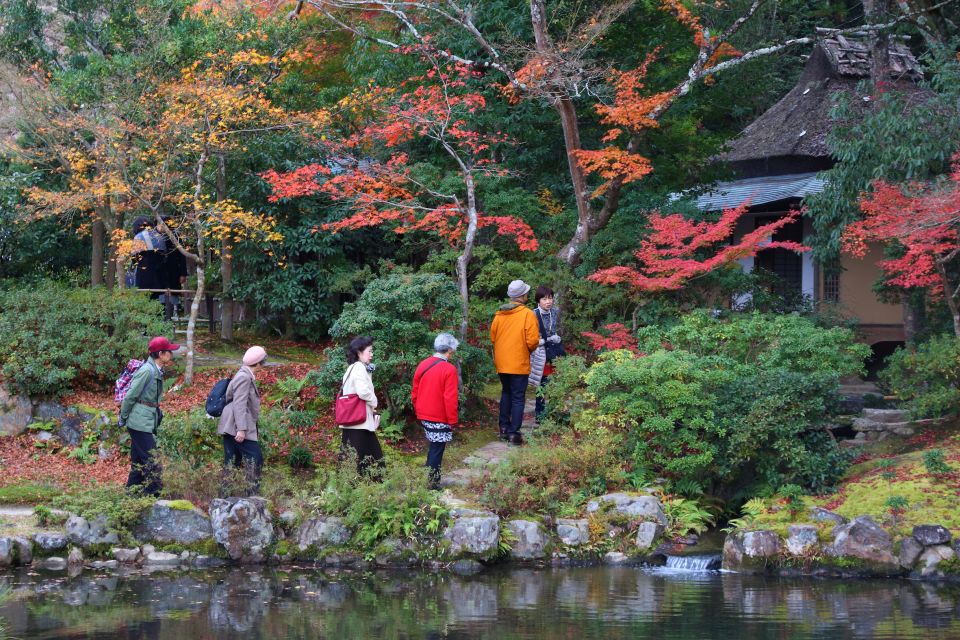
top-left (0, 383), bottom-right (32, 437)
top-left (0, 538), bottom-right (13, 567)
top-left (786, 525), bottom-right (819, 556)
top-left (603, 551), bottom-right (629, 565)
top-left (56, 416), bottom-right (84, 447)
top-left (556, 519), bottom-right (589, 547)
top-left (722, 530), bottom-right (780, 572)
top-left (824, 516), bottom-right (897, 567)
top-left (144, 551), bottom-right (181, 567)
top-left (442, 509), bottom-right (500, 556)
top-left (13, 537), bottom-right (32, 565)
top-left (919, 545), bottom-right (956, 577)
top-left (296, 516), bottom-right (351, 552)
top-left (809, 507), bottom-right (847, 527)
top-left (506, 520), bottom-right (548, 560)
top-left (112, 547), bottom-right (141, 564)
top-left (899, 536), bottom-right (924, 569)
top-left (135, 500), bottom-right (213, 545)
top-left (32, 532), bottom-right (68, 552)
top-left (209, 497), bottom-right (274, 563)
top-left (912, 525), bottom-right (952, 547)
top-left (635, 521), bottom-right (665, 551)
top-left (586, 493), bottom-right (668, 526)
top-left (65, 515), bottom-right (120, 548)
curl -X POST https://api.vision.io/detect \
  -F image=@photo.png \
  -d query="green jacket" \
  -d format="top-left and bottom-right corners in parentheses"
top-left (120, 359), bottom-right (164, 433)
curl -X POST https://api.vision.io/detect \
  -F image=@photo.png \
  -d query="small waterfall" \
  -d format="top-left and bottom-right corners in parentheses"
top-left (663, 554), bottom-right (722, 571)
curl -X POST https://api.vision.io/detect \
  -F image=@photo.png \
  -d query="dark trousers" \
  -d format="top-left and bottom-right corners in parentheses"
top-left (535, 375), bottom-right (550, 421)
top-left (126, 428), bottom-right (162, 496)
top-left (341, 429), bottom-right (385, 477)
top-left (222, 435), bottom-right (264, 494)
top-left (498, 373), bottom-right (528, 436)
top-left (426, 441), bottom-right (446, 488)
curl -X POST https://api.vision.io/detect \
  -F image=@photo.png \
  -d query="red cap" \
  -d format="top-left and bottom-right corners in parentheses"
top-left (148, 336), bottom-right (181, 353)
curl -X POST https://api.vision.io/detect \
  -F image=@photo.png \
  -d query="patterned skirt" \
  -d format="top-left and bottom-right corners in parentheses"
top-left (421, 420), bottom-right (453, 443)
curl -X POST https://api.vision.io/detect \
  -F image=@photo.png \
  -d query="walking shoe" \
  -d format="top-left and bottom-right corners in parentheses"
top-left (509, 433), bottom-right (525, 446)
top-left (499, 429), bottom-right (509, 441)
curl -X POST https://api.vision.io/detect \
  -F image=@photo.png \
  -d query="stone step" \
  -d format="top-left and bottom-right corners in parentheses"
top-left (861, 408), bottom-right (909, 423)
top-left (852, 418), bottom-right (916, 435)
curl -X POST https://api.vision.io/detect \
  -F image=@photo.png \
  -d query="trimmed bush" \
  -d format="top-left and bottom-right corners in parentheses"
top-left (880, 334), bottom-right (960, 418)
top-left (0, 281), bottom-right (171, 396)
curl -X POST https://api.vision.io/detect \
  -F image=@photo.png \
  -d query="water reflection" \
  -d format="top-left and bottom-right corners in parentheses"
top-left (1, 566), bottom-right (959, 639)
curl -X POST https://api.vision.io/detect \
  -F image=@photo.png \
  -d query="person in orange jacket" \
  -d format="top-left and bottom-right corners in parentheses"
top-left (489, 279), bottom-right (540, 445)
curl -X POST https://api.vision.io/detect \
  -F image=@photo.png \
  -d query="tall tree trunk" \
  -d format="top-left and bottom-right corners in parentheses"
top-left (216, 154), bottom-right (235, 341)
top-left (900, 290), bottom-right (924, 343)
top-left (184, 224), bottom-right (206, 386)
top-left (456, 172), bottom-right (479, 340)
top-left (91, 218), bottom-right (105, 287)
top-left (936, 260), bottom-right (960, 337)
top-left (864, 0), bottom-right (890, 87)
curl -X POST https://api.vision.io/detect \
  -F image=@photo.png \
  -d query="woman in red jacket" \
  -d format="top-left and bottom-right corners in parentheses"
top-left (411, 332), bottom-right (460, 490)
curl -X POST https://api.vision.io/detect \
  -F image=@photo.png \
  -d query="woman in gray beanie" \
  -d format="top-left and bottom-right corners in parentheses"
top-left (411, 333), bottom-right (461, 489)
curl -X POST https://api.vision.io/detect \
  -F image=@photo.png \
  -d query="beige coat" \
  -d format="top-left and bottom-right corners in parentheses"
top-left (339, 362), bottom-right (379, 431)
top-left (217, 365), bottom-right (261, 441)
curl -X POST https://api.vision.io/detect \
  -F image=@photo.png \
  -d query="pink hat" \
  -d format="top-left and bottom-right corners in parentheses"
top-left (242, 346), bottom-right (267, 367)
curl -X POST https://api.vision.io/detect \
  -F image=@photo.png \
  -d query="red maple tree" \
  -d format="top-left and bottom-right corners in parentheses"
top-left (842, 154), bottom-right (960, 336)
top-left (590, 204), bottom-right (808, 294)
top-left (263, 52), bottom-right (538, 336)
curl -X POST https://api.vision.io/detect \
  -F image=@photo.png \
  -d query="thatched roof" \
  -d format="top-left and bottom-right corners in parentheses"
top-left (719, 35), bottom-right (926, 178)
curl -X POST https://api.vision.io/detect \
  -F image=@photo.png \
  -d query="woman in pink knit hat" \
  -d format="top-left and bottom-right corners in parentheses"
top-left (217, 345), bottom-right (267, 494)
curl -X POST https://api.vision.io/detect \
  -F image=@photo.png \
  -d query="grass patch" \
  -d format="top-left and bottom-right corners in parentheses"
top-left (0, 483), bottom-right (60, 505)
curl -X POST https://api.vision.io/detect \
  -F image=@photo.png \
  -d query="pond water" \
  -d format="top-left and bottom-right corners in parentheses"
top-left (2, 565), bottom-right (960, 639)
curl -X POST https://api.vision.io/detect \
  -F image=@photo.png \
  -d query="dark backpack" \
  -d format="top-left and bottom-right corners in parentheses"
top-left (205, 377), bottom-right (232, 418)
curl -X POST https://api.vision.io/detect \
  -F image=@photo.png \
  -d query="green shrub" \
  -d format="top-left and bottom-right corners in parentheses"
top-left (923, 449), bottom-right (952, 476)
top-left (288, 445), bottom-right (313, 469)
top-left (52, 485), bottom-right (155, 539)
top-left (881, 335), bottom-right (960, 418)
top-left (310, 458), bottom-right (449, 552)
top-left (308, 268), bottom-right (493, 421)
top-left (552, 311), bottom-right (865, 503)
top-left (157, 409), bottom-right (222, 465)
top-left (0, 280), bottom-right (171, 396)
top-left (475, 426), bottom-right (627, 517)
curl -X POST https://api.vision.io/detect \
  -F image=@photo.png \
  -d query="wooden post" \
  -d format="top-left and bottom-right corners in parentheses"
top-left (206, 293), bottom-right (215, 334)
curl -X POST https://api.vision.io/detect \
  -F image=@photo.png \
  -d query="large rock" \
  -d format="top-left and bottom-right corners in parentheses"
top-left (33, 532), bottom-right (68, 552)
top-left (56, 416), bottom-right (84, 447)
top-left (809, 507), bottom-right (848, 527)
top-left (135, 500), bottom-right (213, 544)
top-left (742, 530), bottom-right (781, 558)
top-left (13, 537), bottom-right (32, 565)
top-left (899, 536), bottom-right (924, 569)
top-left (912, 525), bottom-right (952, 547)
top-left (556, 519), bottom-right (589, 547)
top-left (34, 400), bottom-right (67, 423)
top-left (0, 538), bottom-right (13, 567)
top-left (112, 547), bottom-right (141, 564)
top-left (824, 516), bottom-right (897, 567)
top-left (209, 497), bottom-right (274, 563)
top-left (0, 383), bottom-right (32, 437)
top-left (585, 493), bottom-right (667, 526)
top-left (144, 551), bottom-right (181, 567)
top-left (65, 515), bottom-right (120, 547)
top-left (635, 521), bottom-right (665, 551)
top-left (442, 510), bottom-right (500, 556)
top-left (919, 545), bottom-right (956, 577)
top-left (296, 516), bottom-right (350, 551)
top-left (507, 520), bottom-right (548, 560)
top-left (786, 525), bottom-right (819, 556)
top-left (722, 530), bottom-right (780, 572)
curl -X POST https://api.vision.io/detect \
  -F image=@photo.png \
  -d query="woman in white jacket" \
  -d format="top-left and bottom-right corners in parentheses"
top-left (338, 335), bottom-right (384, 476)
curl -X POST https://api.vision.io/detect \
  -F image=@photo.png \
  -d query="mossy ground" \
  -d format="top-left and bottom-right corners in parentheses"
top-left (751, 419), bottom-right (960, 540)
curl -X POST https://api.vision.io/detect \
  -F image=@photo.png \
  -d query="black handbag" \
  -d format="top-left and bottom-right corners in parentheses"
top-left (537, 311), bottom-right (566, 361)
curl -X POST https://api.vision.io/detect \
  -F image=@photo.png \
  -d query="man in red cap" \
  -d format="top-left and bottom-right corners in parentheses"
top-left (119, 336), bottom-right (179, 495)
